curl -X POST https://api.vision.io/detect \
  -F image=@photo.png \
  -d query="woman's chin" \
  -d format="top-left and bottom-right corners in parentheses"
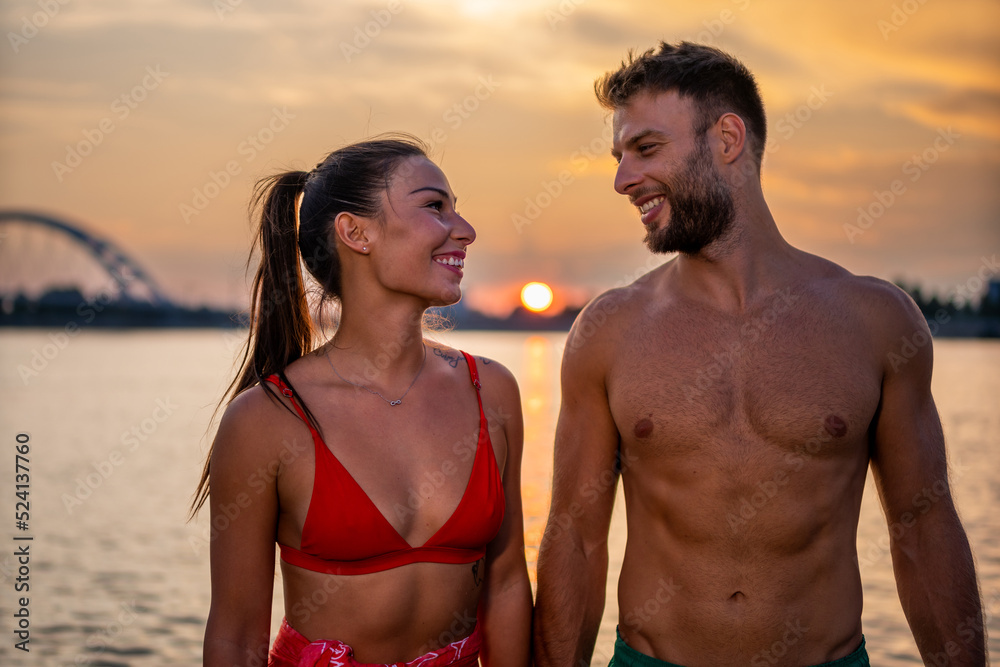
top-left (428, 289), bottom-right (463, 309)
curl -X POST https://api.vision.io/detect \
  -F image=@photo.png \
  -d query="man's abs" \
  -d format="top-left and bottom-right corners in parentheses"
top-left (615, 460), bottom-right (867, 666)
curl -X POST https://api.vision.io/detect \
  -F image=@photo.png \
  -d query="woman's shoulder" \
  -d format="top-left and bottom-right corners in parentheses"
top-left (470, 353), bottom-right (518, 395)
top-left (426, 343), bottom-right (517, 388)
top-left (426, 343), bottom-right (521, 425)
top-left (213, 380), bottom-right (301, 462)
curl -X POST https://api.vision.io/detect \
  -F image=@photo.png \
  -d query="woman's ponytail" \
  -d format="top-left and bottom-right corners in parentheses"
top-left (244, 170), bottom-right (313, 388)
top-left (190, 170), bottom-right (310, 516)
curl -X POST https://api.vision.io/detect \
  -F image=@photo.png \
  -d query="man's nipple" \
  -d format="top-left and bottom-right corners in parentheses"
top-left (824, 415), bottom-right (848, 438)
top-left (634, 417), bottom-right (654, 439)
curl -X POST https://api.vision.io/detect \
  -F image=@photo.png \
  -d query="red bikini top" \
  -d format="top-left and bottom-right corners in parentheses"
top-left (265, 351), bottom-right (504, 575)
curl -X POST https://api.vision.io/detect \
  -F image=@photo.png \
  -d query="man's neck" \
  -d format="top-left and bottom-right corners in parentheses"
top-left (670, 196), bottom-right (797, 312)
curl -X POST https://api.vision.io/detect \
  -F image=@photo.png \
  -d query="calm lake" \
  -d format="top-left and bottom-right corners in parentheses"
top-left (0, 329), bottom-right (997, 665)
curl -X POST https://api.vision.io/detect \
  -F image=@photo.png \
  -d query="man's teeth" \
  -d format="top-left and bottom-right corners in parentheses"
top-left (435, 256), bottom-right (464, 268)
top-left (638, 196), bottom-right (665, 214)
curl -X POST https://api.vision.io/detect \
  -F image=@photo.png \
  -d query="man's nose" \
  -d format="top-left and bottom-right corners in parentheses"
top-left (614, 157), bottom-right (642, 195)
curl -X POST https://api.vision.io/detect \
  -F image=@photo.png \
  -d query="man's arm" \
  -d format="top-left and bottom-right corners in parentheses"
top-left (534, 298), bottom-right (622, 666)
top-left (479, 361), bottom-right (532, 667)
top-left (869, 285), bottom-right (985, 666)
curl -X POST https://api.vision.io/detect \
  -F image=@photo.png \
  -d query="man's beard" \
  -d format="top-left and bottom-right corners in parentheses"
top-left (644, 135), bottom-right (736, 255)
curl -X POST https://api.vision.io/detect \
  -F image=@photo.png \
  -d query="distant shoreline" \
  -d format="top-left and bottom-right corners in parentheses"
top-left (3, 285), bottom-right (999, 336)
top-left (2, 310), bottom-right (998, 337)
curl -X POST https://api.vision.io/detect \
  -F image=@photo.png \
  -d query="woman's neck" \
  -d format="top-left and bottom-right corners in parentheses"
top-left (327, 296), bottom-right (427, 380)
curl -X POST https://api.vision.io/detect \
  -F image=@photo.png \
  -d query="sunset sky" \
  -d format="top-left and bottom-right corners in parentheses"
top-left (1, 0), bottom-right (997, 314)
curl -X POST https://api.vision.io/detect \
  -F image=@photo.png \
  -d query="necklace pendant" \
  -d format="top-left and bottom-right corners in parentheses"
top-left (326, 343), bottom-right (426, 408)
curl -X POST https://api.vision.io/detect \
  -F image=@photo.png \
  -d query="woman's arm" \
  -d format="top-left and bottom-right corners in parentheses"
top-left (477, 361), bottom-right (532, 667)
top-left (203, 387), bottom-right (283, 667)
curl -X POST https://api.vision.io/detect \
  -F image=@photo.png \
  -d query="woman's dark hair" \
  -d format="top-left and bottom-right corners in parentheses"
top-left (595, 41), bottom-right (767, 171)
top-left (190, 133), bottom-right (428, 516)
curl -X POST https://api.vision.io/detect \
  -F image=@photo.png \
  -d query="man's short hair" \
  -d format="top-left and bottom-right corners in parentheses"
top-left (595, 41), bottom-right (767, 170)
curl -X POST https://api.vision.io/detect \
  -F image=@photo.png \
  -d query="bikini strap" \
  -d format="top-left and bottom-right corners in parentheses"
top-left (460, 351), bottom-right (482, 391)
top-left (264, 374), bottom-right (319, 437)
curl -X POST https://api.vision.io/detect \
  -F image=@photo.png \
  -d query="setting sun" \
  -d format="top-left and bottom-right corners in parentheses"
top-left (520, 282), bottom-right (554, 313)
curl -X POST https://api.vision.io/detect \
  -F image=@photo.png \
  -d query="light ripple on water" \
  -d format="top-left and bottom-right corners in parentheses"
top-left (91, 646), bottom-right (155, 656)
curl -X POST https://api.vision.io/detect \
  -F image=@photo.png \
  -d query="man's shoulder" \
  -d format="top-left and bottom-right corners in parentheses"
top-left (846, 275), bottom-right (928, 343)
top-left (582, 259), bottom-right (672, 315)
top-left (840, 274), bottom-right (913, 307)
top-left (797, 256), bottom-right (926, 338)
top-left (559, 286), bottom-right (633, 367)
top-left (814, 262), bottom-right (915, 313)
top-left (582, 284), bottom-right (634, 317)
top-left (568, 281), bottom-right (644, 339)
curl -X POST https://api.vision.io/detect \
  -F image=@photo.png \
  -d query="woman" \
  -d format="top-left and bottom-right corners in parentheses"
top-left (192, 135), bottom-right (532, 666)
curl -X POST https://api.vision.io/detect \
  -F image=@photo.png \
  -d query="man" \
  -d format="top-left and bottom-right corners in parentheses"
top-left (533, 42), bottom-right (984, 667)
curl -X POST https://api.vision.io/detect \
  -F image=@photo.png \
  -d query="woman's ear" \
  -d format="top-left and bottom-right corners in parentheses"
top-left (333, 211), bottom-right (374, 254)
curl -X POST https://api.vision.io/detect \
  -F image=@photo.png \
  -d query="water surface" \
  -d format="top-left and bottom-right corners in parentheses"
top-left (0, 330), bottom-right (996, 665)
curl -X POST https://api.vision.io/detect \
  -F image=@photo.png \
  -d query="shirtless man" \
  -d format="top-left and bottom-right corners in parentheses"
top-left (533, 42), bottom-right (985, 667)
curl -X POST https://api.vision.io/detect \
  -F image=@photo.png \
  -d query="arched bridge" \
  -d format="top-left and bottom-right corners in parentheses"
top-left (0, 209), bottom-right (171, 307)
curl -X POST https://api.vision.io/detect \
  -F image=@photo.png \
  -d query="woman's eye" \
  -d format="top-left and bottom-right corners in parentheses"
top-left (427, 200), bottom-right (444, 211)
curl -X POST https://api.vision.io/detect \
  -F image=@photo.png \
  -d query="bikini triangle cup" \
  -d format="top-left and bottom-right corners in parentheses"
top-left (265, 351), bottom-right (504, 575)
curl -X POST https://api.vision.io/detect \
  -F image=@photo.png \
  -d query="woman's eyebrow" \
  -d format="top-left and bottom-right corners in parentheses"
top-left (409, 186), bottom-right (457, 205)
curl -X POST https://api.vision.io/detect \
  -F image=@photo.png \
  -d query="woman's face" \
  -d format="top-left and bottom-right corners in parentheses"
top-left (371, 155), bottom-right (476, 307)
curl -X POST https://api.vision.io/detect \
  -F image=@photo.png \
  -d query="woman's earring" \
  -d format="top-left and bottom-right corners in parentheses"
top-left (363, 246), bottom-right (367, 252)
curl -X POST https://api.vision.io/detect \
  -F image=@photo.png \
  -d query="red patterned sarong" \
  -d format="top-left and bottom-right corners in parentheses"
top-left (267, 618), bottom-right (481, 667)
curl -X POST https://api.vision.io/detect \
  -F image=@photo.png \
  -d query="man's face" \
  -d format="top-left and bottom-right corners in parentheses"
top-left (611, 90), bottom-right (735, 255)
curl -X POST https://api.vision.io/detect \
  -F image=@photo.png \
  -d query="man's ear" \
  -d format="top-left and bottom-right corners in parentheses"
top-left (333, 211), bottom-right (374, 254)
top-left (715, 112), bottom-right (747, 165)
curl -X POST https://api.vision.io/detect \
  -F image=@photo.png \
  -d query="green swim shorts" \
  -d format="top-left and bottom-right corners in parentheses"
top-left (608, 629), bottom-right (870, 667)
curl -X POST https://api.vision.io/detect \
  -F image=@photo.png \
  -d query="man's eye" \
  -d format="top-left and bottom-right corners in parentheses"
top-left (639, 144), bottom-right (656, 153)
